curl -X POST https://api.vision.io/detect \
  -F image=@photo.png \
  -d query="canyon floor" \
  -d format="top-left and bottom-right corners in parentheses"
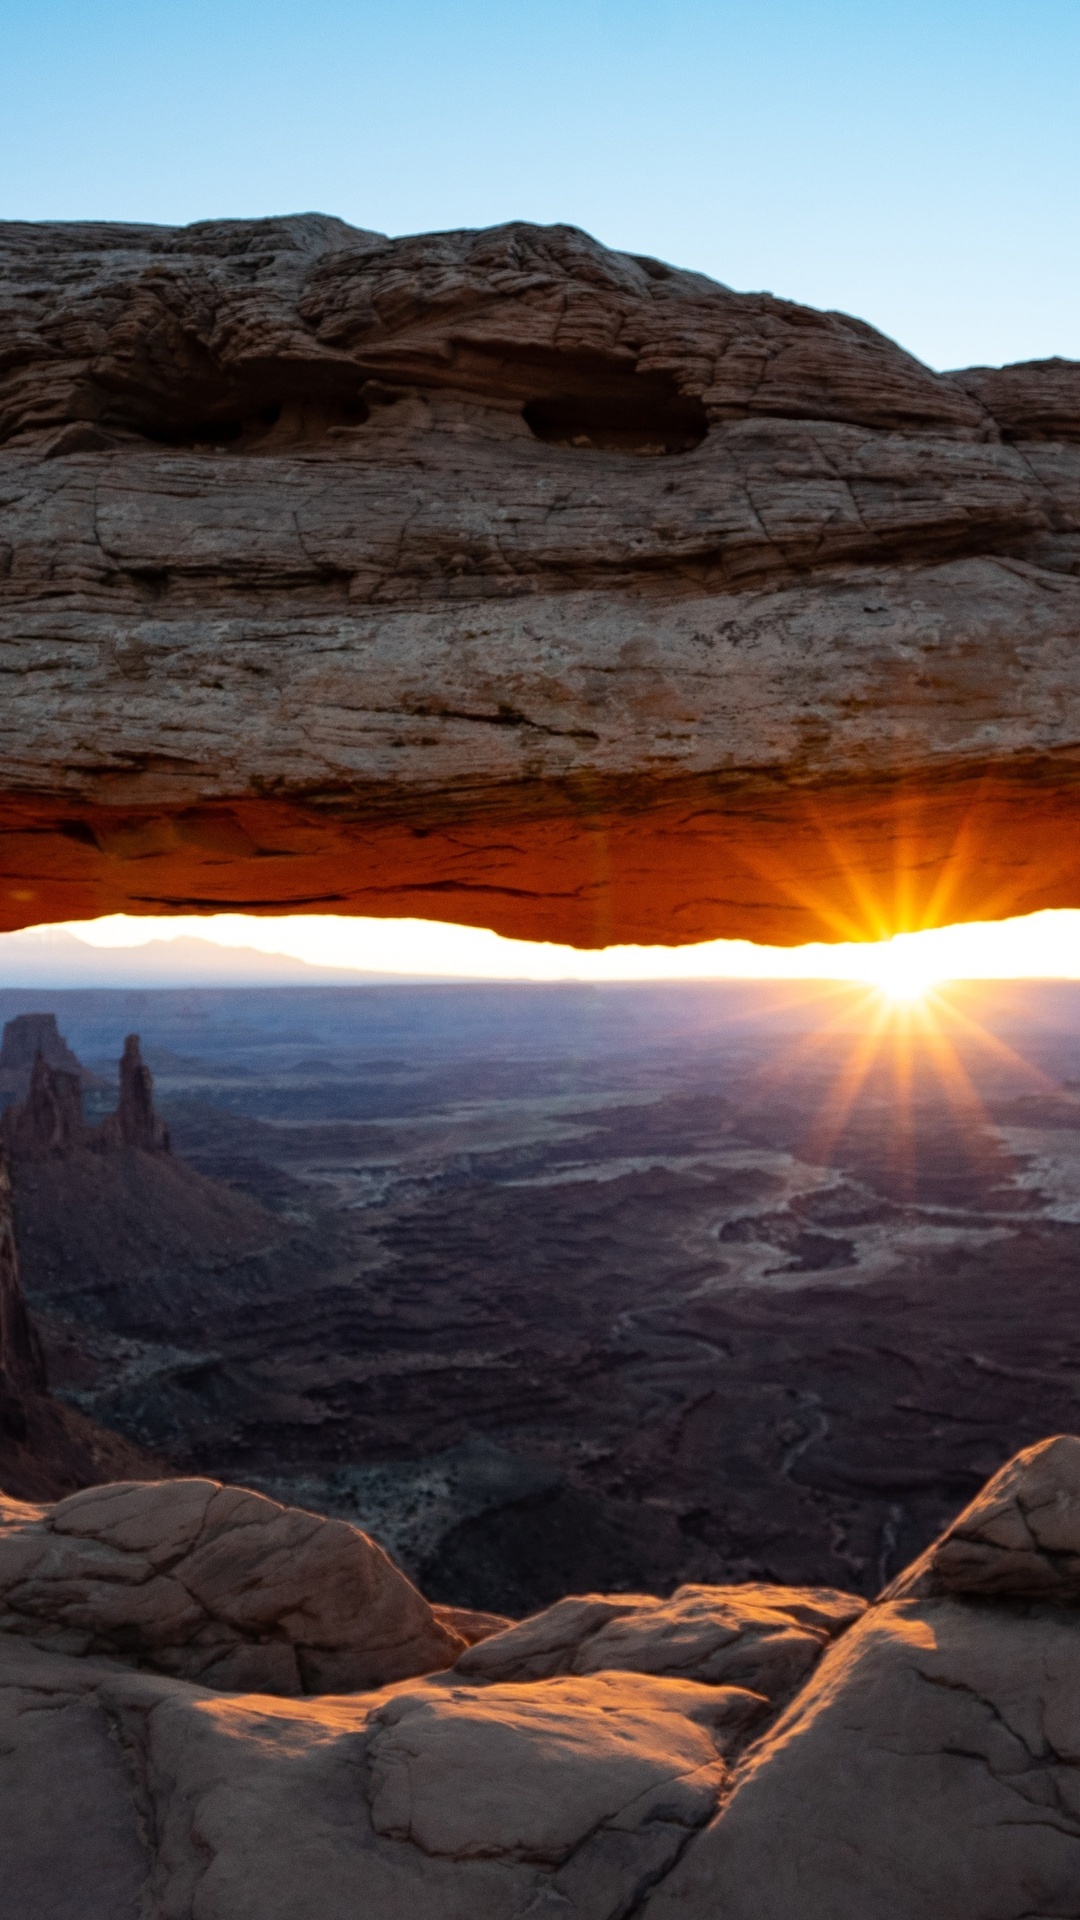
top-left (8, 978), bottom-right (1080, 1616)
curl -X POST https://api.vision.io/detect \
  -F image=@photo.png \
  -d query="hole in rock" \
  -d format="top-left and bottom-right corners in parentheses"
top-left (522, 382), bottom-right (708, 455)
top-left (112, 392), bottom-right (373, 451)
top-left (148, 416), bottom-right (244, 447)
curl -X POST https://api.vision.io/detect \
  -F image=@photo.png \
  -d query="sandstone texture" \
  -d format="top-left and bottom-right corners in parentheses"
top-left (0, 1639), bottom-right (746, 1920)
top-left (0, 1476), bottom-right (462, 1692)
top-left (645, 1592), bottom-right (1080, 1920)
top-left (2, 1442), bottom-right (1080, 1915)
top-left (890, 1429), bottom-right (1080, 1601)
top-left (2, 218), bottom-right (1080, 944)
top-left (454, 1581), bottom-right (864, 1702)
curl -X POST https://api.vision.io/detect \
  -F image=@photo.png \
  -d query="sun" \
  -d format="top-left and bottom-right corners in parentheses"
top-left (873, 967), bottom-right (941, 1005)
top-left (846, 938), bottom-right (949, 1004)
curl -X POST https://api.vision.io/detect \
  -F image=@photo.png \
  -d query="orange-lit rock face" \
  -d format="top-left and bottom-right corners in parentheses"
top-left (2, 216), bottom-right (1079, 946)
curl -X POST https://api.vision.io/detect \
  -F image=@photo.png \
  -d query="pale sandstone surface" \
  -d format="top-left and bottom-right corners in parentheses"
top-left (889, 1430), bottom-right (1080, 1601)
top-left (647, 1434), bottom-right (1080, 1919)
top-left (0, 1476), bottom-right (462, 1692)
top-left (454, 1581), bottom-right (864, 1702)
top-left (2, 218), bottom-right (1080, 942)
top-left (643, 1593), bottom-right (1080, 1920)
top-left (431, 1599), bottom-right (514, 1646)
top-left (0, 1639), bottom-right (745, 1920)
top-left (2, 1447), bottom-right (1080, 1914)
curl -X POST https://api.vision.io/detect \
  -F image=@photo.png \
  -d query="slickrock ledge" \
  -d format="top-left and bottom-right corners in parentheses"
top-left (0, 1477), bottom-right (462, 1693)
top-left (3, 1442), bottom-right (1080, 1916)
top-left (2, 217), bottom-right (1080, 944)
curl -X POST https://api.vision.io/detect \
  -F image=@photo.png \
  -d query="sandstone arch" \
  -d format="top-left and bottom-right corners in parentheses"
top-left (2, 216), bottom-right (1079, 946)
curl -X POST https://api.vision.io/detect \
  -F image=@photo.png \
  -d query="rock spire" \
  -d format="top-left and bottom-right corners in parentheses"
top-left (2, 1051), bottom-right (85, 1158)
top-left (0, 1020), bottom-right (169, 1159)
top-left (102, 1035), bottom-right (170, 1153)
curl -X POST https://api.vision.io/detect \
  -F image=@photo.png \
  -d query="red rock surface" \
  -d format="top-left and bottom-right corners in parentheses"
top-left (2, 218), bottom-right (1079, 944)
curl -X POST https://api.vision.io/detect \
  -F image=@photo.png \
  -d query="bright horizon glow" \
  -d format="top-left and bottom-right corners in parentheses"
top-left (10, 908), bottom-right (1080, 992)
top-left (848, 944), bottom-right (947, 1004)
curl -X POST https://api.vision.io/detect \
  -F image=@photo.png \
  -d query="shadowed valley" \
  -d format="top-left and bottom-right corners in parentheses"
top-left (3, 981), bottom-right (1080, 1616)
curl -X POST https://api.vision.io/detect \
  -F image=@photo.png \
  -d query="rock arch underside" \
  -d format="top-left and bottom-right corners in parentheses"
top-left (2, 213), bottom-right (1080, 945)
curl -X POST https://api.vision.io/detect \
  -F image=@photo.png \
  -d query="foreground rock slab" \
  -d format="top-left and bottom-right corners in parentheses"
top-left (0, 1477), bottom-right (461, 1692)
top-left (893, 1429), bottom-right (1080, 1600)
top-left (645, 1592), bottom-right (1080, 1920)
top-left (650, 1435), bottom-right (1080, 1919)
top-left (455, 1580), bottom-right (864, 1703)
top-left (3, 1442), bottom-right (1080, 1916)
top-left (2, 219), bottom-right (1080, 943)
top-left (0, 1639), bottom-right (752, 1920)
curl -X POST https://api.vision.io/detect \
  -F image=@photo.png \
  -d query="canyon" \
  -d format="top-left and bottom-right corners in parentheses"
top-left (5, 981), bottom-right (1080, 1620)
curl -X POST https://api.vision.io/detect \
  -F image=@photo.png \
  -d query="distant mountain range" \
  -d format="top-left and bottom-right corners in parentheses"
top-left (0, 930), bottom-right (403, 987)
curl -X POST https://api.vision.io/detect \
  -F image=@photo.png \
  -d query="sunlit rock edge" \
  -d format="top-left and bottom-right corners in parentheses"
top-left (1, 1437), bottom-right (1079, 1917)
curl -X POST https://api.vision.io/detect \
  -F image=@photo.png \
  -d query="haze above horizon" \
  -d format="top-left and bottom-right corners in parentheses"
top-left (3, 0), bottom-right (1078, 371)
top-left (3, 911), bottom-right (1080, 997)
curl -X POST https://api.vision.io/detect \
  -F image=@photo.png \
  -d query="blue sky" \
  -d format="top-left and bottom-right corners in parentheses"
top-left (3, 0), bottom-right (1078, 370)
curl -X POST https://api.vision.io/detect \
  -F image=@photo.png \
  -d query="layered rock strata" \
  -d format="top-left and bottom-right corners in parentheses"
top-left (2, 219), bottom-right (1080, 943)
top-left (2, 1441), bottom-right (1080, 1915)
